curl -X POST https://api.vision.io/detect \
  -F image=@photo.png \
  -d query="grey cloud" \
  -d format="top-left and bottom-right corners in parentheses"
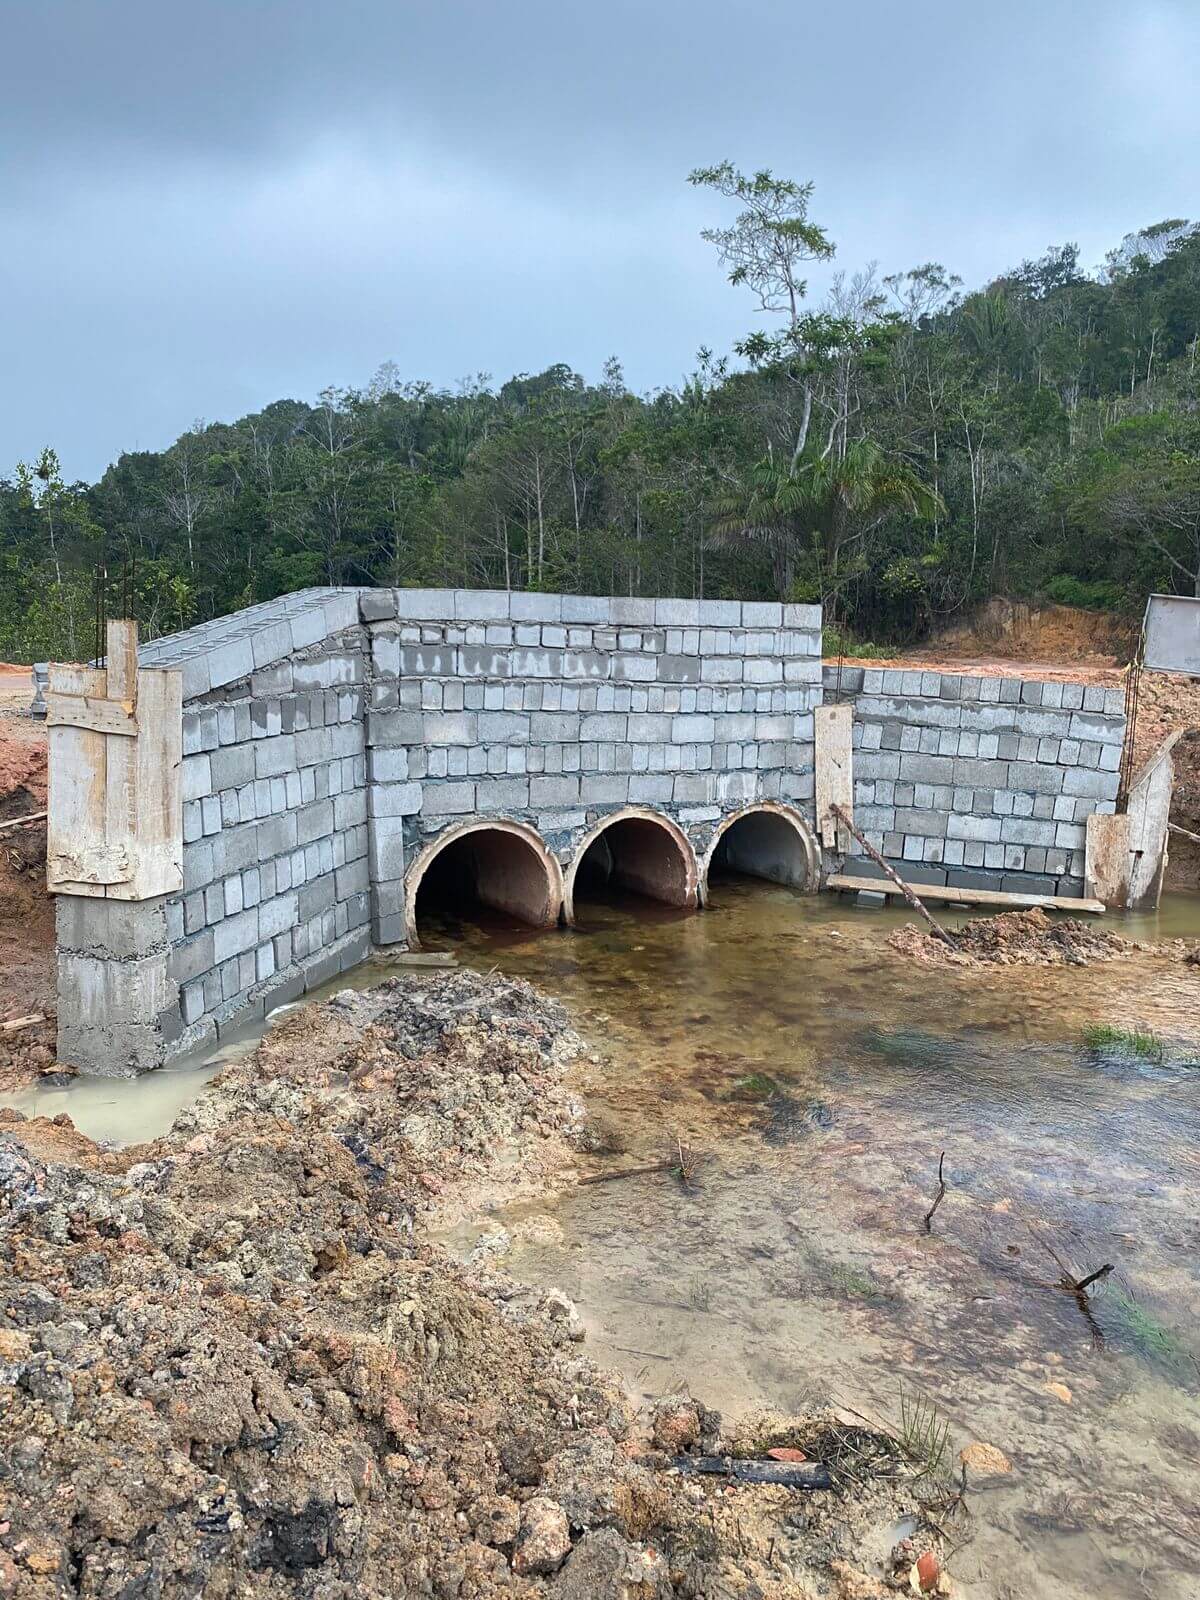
top-left (3, 0), bottom-right (1198, 479)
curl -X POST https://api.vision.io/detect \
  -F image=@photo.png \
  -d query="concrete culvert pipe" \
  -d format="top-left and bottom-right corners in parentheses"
top-left (406, 821), bottom-right (563, 948)
top-left (565, 808), bottom-right (698, 923)
top-left (702, 803), bottom-right (818, 901)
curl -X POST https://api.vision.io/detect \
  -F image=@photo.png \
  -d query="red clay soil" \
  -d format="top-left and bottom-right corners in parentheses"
top-left (0, 701), bottom-right (55, 1086)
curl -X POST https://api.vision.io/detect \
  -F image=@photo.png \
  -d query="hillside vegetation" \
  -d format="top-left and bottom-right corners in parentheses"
top-left (3, 173), bottom-right (1199, 661)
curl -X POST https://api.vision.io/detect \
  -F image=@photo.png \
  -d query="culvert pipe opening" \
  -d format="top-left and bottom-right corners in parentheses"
top-left (570, 815), bottom-right (696, 916)
top-left (409, 825), bottom-right (561, 946)
top-left (707, 808), bottom-right (815, 893)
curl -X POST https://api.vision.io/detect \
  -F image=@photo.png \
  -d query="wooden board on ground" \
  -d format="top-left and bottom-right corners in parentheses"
top-left (826, 873), bottom-right (1105, 915)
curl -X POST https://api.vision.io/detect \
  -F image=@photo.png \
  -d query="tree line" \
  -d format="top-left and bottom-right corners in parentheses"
top-left (3, 167), bottom-right (1199, 662)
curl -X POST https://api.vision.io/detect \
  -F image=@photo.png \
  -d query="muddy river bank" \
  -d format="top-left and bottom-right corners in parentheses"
top-left (0, 960), bottom-right (949, 1600)
top-left (5, 885), bottom-right (1200, 1598)
top-left (418, 883), bottom-right (1200, 1600)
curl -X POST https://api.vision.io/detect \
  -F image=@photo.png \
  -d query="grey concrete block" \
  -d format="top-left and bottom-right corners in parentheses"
top-left (453, 589), bottom-right (509, 622)
top-left (422, 782), bottom-right (476, 815)
top-left (658, 654), bottom-right (701, 684)
top-left (367, 782), bottom-right (422, 817)
top-left (531, 711), bottom-right (580, 742)
top-left (1062, 767), bottom-right (1121, 800)
top-left (561, 594), bottom-right (611, 623)
top-left (580, 712), bottom-right (627, 740)
top-left (359, 588), bottom-right (398, 621)
top-left (654, 598), bottom-right (701, 625)
top-left (946, 813), bottom-right (1002, 843)
top-left (394, 587), bottom-right (456, 619)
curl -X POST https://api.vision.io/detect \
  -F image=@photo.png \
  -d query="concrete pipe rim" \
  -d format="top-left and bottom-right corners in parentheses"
top-left (403, 818), bottom-right (565, 950)
top-left (562, 805), bottom-right (700, 926)
top-left (698, 801), bottom-right (821, 906)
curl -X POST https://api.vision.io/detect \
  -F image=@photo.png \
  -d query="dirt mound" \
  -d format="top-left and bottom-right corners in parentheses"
top-left (927, 598), bottom-right (1135, 666)
top-left (0, 712), bottom-right (55, 1085)
top-left (888, 908), bottom-right (1145, 969)
top-left (0, 973), bottom-right (935, 1599)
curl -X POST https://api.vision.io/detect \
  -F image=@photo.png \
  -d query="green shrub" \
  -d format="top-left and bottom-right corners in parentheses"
top-left (1043, 574), bottom-right (1126, 612)
top-left (822, 626), bottom-right (892, 660)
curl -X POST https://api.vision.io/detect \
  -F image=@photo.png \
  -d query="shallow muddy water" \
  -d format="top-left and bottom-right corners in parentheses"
top-left (9, 881), bottom-right (1200, 1597)
top-left (425, 882), bottom-right (1200, 1600)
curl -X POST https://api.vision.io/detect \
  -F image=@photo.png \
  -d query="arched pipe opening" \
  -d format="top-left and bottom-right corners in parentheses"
top-left (563, 807), bottom-right (699, 926)
top-left (700, 803), bottom-right (819, 905)
top-left (405, 820), bottom-right (563, 949)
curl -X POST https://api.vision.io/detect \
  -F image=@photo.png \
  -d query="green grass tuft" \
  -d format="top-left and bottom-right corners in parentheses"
top-left (897, 1385), bottom-right (951, 1481)
top-left (1081, 1024), bottom-right (1166, 1062)
top-left (731, 1072), bottom-right (780, 1099)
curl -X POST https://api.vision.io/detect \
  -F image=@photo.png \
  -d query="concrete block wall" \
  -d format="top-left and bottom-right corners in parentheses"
top-left (363, 589), bottom-right (823, 944)
top-left (57, 586), bottom-right (1132, 1075)
top-left (144, 590), bottom-right (373, 1059)
top-left (53, 586), bottom-right (822, 1069)
top-left (824, 665), bottom-right (1126, 897)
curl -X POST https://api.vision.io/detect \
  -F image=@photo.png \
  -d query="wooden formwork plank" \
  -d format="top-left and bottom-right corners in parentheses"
top-left (103, 620), bottom-right (139, 896)
top-left (46, 623), bottom-right (184, 902)
top-left (827, 873), bottom-right (1106, 915)
top-left (815, 703), bottom-right (854, 851)
top-left (111, 666), bottom-right (184, 900)
top-left (47, 662), bottom-right (118, 895)
top-left (1085, 813), bottom-right (1131, 908)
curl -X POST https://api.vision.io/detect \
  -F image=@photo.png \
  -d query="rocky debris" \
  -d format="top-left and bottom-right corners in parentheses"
top-left (0, 972), bottom-right (941, 1598)
top-left (512, 1497), bottom-right (572, 1575)
top-left (888, 908), bottom-right (1140, 969)
top-left (550, 1527), bottom-right (671, 1597)
top-left (651, 1396), bottom-right (702, 1453)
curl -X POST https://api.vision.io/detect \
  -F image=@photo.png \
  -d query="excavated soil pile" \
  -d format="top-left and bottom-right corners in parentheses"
top-left (0, 971), bottom-right (932, 1600)
top-left (0, 710), bottom-right (54, 1087)
top-left (889, 908), bottom-right (1141, 969)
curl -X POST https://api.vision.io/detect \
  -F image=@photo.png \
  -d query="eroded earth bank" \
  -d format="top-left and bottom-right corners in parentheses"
top-left (0, 971), bottom-right (948, 1600)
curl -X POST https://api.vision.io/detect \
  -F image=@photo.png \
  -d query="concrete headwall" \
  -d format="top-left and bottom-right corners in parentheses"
top-left (824, 664), bottom-right (1125, 897)
top-left (52, 592), bottom-right (1131, 1075)
top-left (54, 588), bottom-right (822, 1070)
top-left (362, 588), bottom-right (822, 946)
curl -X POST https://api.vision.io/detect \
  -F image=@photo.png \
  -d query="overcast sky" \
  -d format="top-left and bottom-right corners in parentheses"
top-left (3, 1), bottom-right (1199, 483)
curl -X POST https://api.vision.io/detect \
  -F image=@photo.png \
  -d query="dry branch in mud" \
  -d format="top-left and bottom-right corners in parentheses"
top-left (0, 970), bottom-right (942, 1600)
top-left (923, 1152), bottom-right (948, 1233)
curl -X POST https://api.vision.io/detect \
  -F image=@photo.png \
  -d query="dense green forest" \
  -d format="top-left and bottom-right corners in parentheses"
top-left (3, 168), bottom-right (1199, 661)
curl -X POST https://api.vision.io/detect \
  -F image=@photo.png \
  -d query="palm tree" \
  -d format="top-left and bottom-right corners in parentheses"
top-left (709, 438), bottom-right (942, 601)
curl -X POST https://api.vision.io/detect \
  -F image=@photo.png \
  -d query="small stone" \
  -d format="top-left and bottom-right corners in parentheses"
top-left (471, 1493), bottom-right (520, 1547)
top-left (544, 1288), bottom-right (585, 1341)
top-left (959, 1441), bottom-right (1011, 1475)
top-left (914, 1550), bottom-right (939, 1592)
top-left (765, 1446), bottom-right (807, 1462)
top-left (1044, 1381), bottom-right (1072, 1405)
top-left (651, 1397), bottom-right (701, 1453)
top-left (512, 1496), bottom-right (571, 1575)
